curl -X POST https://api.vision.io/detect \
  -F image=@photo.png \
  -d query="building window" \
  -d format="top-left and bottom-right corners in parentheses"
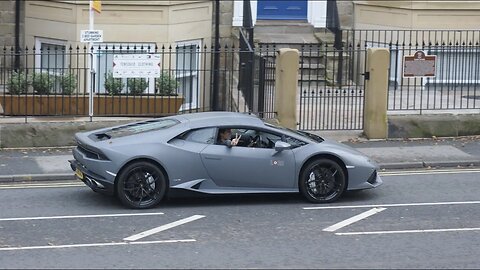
top-left (176, 40), bottom-right (201, 110)
top-left (35, 38), bottom-right (68, 74)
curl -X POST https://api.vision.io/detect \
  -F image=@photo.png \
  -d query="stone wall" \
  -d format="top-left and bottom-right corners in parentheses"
top-left (0, 0), bottom-right (15, 46)
top-left (0, 0), bottom-right (24, 47)
top-left (219, 1), bottom-right (234, 44)
top-left (337, 1), bottom-right (354, 29)
top-left (0, 0), bottom-right (24, 72)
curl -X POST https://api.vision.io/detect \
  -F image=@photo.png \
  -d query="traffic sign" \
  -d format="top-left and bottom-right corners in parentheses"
top-left (80, 30), bottom-right (104, 43)
top-left (112, 54), bottom-right (161, 78)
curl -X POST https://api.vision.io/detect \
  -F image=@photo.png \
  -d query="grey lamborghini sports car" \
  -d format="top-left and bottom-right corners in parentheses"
top-left (69, 112), bottom-right (382, 209)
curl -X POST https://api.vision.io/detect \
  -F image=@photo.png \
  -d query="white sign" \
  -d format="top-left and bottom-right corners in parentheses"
top-left (80, 30), bottom-right (104, 43)
top-left (112, 54), bottom-right (161, 78)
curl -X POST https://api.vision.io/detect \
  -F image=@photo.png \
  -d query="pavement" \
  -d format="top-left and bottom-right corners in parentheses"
top-left (0, 130), bottom-right (479, 183)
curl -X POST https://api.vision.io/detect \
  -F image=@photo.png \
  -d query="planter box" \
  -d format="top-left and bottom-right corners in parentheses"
top-left (0, 95), bottom-right (184, 116)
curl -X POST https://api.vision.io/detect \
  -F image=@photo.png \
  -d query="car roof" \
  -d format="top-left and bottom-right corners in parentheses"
top-left (174, 112), bottom-right (264, 128)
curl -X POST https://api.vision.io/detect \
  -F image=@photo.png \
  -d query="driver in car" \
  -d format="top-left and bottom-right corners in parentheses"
top-left (218, 128), bottom-right (241, 147)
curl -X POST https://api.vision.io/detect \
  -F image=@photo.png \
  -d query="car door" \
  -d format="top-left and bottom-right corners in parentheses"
top-left (200, 127), bottom-right (296, 189)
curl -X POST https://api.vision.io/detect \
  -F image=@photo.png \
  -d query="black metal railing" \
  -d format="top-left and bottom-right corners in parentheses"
top-left (254, 41), bottom-right (366, 130)
top-left (342, 29), bottom-right (480, 113)
top-left (1, 44), bottom-right (270, 121)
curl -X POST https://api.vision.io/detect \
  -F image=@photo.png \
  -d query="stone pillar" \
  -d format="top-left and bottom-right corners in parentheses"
top-left (275, 48), bottom-right (299, 130)
top-left (364, 48), bottom-right (389, 139)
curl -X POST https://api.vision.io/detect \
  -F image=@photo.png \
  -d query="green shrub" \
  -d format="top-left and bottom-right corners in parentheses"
top-left (31, 72), bottom-right (54, 94)
top-left (127, 78), bottom-right (148, 95)
top-left (104, 72), bottom-right (124, 95)
top-left (8, 71), bottom-right (29, 95)
top-left (156, 71), bottom-right (179, 96)
top-left (59, 72), bottom-right (77, 95)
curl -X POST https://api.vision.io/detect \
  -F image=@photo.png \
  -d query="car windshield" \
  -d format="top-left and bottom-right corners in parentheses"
top-left (264, 122), bottom-right (324, 143)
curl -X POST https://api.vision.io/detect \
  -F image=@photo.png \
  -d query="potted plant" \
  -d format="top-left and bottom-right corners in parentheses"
top-left (7, 71), bottom-right (29, 95)
top-left (104, 72), bottom-right (124, 95)
top-left (59, 72), bottom-right (77, 95)
top-left (31, 72), bottom-right (54, 95)
top-left (127, 78), bottom-right (148, 95)
top-left (156, 71), bottom-right (179, 96)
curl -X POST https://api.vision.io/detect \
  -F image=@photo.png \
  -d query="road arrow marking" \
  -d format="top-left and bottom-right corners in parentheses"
top-left (323, 207), bottom-right (386, 232)
top-left (123, 215), bottom-right (205, 242)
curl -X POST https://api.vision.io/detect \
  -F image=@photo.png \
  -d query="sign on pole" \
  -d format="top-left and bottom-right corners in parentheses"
top-left (80, 30), bottom-right (103, 43)
top-left (403, 50), bottom-right (436, 77)
top-left (113, 54), bottom-right (162, 78)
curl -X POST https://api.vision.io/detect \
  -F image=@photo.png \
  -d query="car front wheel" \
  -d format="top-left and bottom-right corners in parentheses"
top-left (299, 158), bottom-right (346, 203)
top-left (116, 161), bottom-right (167, 209)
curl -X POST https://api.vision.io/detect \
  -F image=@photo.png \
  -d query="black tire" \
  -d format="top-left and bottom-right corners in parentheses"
top-left (299, 158), bottom-right (346, 203)
top-left (116, 161), bottom-right (167, 209)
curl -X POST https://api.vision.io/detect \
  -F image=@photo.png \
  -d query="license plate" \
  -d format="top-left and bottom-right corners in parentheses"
top-left (75, 168), bottom-right (84, 180)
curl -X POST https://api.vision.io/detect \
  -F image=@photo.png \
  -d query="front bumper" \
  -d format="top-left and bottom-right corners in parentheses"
top-left (347, 169), bottom-right (383, 190)
top-left (69, 159), bottom-right (115, 195)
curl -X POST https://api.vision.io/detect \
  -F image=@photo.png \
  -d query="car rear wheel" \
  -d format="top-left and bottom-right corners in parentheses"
top-left (116, 161), bottom-right (167, 209)
top-left (299, 158), bottom-right (346, 203)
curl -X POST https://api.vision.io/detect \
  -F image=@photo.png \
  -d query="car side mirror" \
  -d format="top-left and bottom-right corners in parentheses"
top-left (274, 141), bottom-right (291, 152)
top-left (224, 140), bottom-right (232, 147)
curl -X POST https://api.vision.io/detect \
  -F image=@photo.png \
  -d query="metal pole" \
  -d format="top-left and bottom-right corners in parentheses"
top-left (212, 0), bottom-right (220, 111)
top-left (89, 0), bottom-right (94, 121)
top-left (14, 0), bottom-right (21, 71)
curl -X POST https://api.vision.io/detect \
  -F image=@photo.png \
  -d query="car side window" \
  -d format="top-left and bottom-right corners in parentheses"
top-left (182, 128), bottom-right (216, 144)
top-left (231, 128), bottom-right (281, 149)
top-left (215, 127), bottom-right (305, 149)
top-left (253, 130), bottom-right (306, 149)
top-left (284, 136), bottom-right (307, 148)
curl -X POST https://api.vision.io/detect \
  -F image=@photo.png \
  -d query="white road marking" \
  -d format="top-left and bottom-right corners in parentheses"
top-left (0, 239), bottom-right (196, 251)
top-left (323, 208), bottom-right (386, 232)
top-left (335, 227), bottom-right (480, 236)
top-left (304, 200), bottom-right (480, 210)
top-left (380, 168), bottom-right (480, 177)
top-left (0, 181), bottom-right (84, 190)
top-left (123, 215), bottom-right (205, 242)
top-left (0, 212), bottom-right (164, 222)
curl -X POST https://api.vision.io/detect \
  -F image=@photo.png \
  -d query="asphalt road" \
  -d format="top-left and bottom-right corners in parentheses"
top-left (0, 169), bottom-right (479, 269)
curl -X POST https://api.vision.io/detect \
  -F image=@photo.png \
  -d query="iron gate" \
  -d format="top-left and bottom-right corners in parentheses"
top-left (258, 42), bottom-right (367, 131)
top-left (297, 44), bottom-right (367, 131)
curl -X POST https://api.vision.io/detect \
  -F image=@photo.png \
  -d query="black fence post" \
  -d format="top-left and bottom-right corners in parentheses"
top-left (257, 56), bottom-right (266, 116)
top-left (14, 0), bottom-right (21, 71)
top-left (212, 0), bottom-right (221, 111)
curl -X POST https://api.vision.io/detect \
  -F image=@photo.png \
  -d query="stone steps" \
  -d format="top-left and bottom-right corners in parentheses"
top-left (252, 23), bottom-right (350, 87)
